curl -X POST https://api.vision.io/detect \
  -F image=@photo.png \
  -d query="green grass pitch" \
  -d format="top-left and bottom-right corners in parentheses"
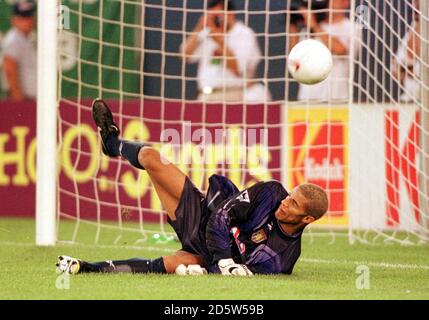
top-left (0, 217), bottom-right (428, 300)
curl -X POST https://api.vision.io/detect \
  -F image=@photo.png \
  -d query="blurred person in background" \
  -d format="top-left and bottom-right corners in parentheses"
top-left (289, 0), bottom-right (361, 102)
top-left (181, 0), bottom-right (265, 102)
top-left (392, 0), bottom-right (420, 103)
top-left (2, 1), bottom-right (37, 102)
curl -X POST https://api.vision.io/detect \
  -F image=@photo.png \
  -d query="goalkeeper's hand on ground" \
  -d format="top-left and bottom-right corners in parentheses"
top-left (218, 258), bottom-right (253, 276)
top-left (175, 264), bottom-right (208, 275)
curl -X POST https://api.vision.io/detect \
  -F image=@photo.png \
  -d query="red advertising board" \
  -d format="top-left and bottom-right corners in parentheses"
top-left (384, 110), bottom-right (420, 226)
top-left (0, 99), bottom-right (282, 221)
top-left (0, 100), bottom-right (37, 216)
top-left (287, 107), bottom-right (348, 226)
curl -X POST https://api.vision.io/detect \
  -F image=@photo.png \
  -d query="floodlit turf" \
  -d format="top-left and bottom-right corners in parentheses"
top-left (0, 217), bottom-right (428, 300)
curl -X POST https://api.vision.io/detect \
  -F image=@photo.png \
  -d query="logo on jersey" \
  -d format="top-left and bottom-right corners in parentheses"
top-left (231, 227), bottom-right (246, 254)
top-left (251, 229), bottom-right (267, 243)
top-left (236, 190), bottom-right (250, 203)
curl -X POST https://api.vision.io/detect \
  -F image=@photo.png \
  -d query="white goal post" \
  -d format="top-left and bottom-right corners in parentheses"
top-left (36, 0), bottom-right (58, 246)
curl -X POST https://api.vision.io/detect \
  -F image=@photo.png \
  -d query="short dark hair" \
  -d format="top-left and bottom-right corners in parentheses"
top-left (298, 183), bottom-right (329, 219)
top-left (208, 0), bottom-right (235, 11)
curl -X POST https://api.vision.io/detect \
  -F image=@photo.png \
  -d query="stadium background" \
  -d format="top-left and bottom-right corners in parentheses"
top-left (0, 0), bottom-right (418, 100)
top-left (0, 0), bottom-right (421, 224)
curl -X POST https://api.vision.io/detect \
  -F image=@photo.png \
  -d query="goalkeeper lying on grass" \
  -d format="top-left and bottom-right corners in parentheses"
top-left (56, 99), bottom-right (328, 276)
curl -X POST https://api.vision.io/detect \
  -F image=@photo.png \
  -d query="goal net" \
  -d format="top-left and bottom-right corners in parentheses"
top-left (46, 0), bottom-right (429, 246)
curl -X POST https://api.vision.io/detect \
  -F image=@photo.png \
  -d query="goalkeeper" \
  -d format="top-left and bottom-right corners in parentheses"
top-left (57, 99), bottom-right (328, 276)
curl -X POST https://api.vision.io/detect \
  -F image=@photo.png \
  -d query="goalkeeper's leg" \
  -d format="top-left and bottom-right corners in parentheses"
top-left (92, 99), bottom-right (186, 219)
top-left (57, 250), bottom-right (203, 274)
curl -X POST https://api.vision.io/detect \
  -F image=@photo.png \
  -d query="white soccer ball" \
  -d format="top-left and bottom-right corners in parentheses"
top-left (287, 39), bottom-right (333, 85)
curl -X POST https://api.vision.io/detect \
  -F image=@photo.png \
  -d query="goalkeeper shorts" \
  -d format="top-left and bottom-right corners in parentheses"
top-left (167, 177), bottom-right (210, 259)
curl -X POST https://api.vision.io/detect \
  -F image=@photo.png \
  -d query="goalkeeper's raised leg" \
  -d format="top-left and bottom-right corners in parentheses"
top-left (91, 98), bottom-right (205, 273)
top-left (92, 98), bottom-right (188, 219)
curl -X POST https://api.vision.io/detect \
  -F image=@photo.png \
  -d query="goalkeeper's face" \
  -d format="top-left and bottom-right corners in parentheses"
top-left (275, 187), bottom-right (314, 225)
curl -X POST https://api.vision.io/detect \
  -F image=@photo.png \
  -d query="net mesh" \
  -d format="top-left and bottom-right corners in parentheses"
top-left (56, 0), bottom-right (429, 246)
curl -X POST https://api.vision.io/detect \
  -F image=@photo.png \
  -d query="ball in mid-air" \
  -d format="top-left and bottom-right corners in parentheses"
top-left (287, 39), bottom-right (333, 85)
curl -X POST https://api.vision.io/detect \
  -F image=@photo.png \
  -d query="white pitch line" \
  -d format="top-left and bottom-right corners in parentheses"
top-left (0, 241), bottom-right (34, 247)
top-left (301, 258), bottom-right (429, 271)
top-left (61, 242), bottom-right (177, 253)
top-left (1, 241), bottom-right (428, 270)
top-left (0, 240), bottom-right (177, 253)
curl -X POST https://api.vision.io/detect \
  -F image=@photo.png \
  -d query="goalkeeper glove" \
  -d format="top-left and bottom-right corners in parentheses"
top-left (218, 258), bottom-right (253, 276)
top-left (175, 264), bottom-right (208, 276)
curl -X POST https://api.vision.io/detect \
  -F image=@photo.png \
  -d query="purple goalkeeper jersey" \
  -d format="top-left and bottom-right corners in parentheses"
top-left (205, 179), bottom-right (303, 275)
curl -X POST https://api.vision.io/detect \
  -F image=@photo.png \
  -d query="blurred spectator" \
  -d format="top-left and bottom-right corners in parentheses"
top-left (1, 1), bottom-right (37, 101)
top-left (392, 1), bottom-right (420, 103)
top-left (290, 0), bottom-right (361, 102)
top-left (181, 0), bottom-right (263, 102)
top-left (243, 81), bottom-right (273, 103)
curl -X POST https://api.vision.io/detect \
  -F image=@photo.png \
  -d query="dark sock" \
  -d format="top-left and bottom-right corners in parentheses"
top-left (104, 137), bottom-right (146, 170)
top-left (79, 257), bottom-right (167, 274)
top-left (119, 139), bottom-right (146, 170)
top-left (105, 135), bottom-right (121, 157)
